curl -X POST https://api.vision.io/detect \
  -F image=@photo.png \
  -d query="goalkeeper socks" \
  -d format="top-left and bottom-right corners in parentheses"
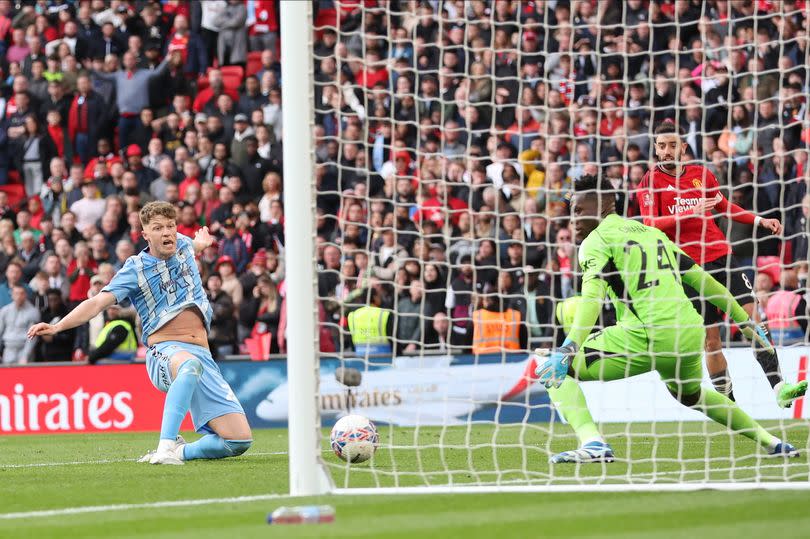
top-left (756, 350), bottom-right (782, 389)
top-left (710, 370), bottom-right (735, 402)
top-left (183, 434), bottom-right (253, 460)
top-left (159, 358), bottom-right (203, 442)
top-left (548, 377), bottom-right (603, 445)
top-left (748, 322), bottom-right (782, 388)
top-left (694, 388), bottom-right (778, 449)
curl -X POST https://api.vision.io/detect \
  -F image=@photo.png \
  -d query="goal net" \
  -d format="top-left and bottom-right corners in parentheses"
top-left (286, 0), bottom-right (810, 493)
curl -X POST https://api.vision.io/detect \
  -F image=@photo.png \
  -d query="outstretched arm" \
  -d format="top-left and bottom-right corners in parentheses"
top-left (680, 263), bottom-right (772, 351)
top-left (90, 69), bottom-right (117, 82)
top-left (148, 55), bottom-right (173, 78)
top-left (709, 172), bottom-right (782, 235)
top-left (27, 292), bottom-right (116, 338)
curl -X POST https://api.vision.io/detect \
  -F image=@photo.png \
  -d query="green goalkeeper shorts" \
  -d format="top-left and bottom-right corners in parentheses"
top-left (570, 324), bottom-right (706, 397)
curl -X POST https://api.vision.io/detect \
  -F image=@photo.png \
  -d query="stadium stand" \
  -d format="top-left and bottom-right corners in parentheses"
top-left (0, 0), bottom-right (808, 364)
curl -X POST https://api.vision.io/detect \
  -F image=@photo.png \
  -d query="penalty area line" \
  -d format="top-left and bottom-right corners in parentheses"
top-left (0, 494), bottom-right (286, 520)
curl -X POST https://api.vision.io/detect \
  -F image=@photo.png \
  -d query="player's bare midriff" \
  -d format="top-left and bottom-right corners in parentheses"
top-left (149, 308), bottom-right (209, 348)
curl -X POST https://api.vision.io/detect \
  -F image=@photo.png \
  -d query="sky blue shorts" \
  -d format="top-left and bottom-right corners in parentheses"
top-left (146, 341), bottom-right (245, 433)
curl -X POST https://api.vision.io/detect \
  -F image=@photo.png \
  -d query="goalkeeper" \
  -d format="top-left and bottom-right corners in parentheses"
top-left (535, 174), bottom-right (799, 463)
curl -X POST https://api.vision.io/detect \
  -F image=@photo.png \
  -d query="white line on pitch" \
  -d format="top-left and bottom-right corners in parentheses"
top-left (0, 494), bottom-right (286, 520)
top-left (631, 461), bottom-right (809, 478)
top-left (0, 450), bottom-right (291, 469)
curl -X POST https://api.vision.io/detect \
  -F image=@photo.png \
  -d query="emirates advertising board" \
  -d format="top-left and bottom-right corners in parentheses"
top-left (0, 364), bottom-right (193, 435)
top-left (1, 348), bottom-right (808, 435)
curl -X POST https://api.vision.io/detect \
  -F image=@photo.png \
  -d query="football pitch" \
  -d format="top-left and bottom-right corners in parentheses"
top-left (2, 422), bottom-right (810, 538)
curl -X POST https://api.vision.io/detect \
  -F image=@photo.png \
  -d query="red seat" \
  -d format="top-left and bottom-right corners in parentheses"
top-left (220, 65), bottom-right (244, 80)
top-left (193, 86), bottom-right (241, 112)
top-left (7, 169), bottom-right (20, 184)
top-left (246, 51), bottom-right (263, 77)
top-left (222, 73), bottom-right (242, 92)
top-left (314, 8), bottom-right (337, 38)
top-left (193, 87), bottom-right (213, 112)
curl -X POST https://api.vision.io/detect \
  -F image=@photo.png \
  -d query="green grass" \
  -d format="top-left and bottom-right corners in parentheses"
top-left (2, 422), bottom-right (810, 538)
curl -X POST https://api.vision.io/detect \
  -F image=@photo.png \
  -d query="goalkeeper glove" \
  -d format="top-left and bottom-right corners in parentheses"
top-left (535, 343), bottom-right (577, 389)
top-left (739, 321), bottom-right (774, 355)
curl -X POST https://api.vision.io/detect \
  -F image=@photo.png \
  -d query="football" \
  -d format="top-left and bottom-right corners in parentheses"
top-left (330, 414), bottom-right (379, 463)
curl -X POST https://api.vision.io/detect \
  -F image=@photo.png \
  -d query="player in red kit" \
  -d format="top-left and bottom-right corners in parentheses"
top-left (638, 122), bottom-right (807, 408)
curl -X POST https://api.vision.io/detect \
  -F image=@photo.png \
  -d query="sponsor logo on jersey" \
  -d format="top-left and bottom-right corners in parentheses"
top-left (666, 185), bottom-right (677, 191)
top-left (581, 258), bottom-right (596, 271)
top-left (667, 196), bottom-right (701, 215)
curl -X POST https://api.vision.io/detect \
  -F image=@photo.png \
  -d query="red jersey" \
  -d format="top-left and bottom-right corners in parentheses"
top-left (250, 0), bottom-right (279, 35)
top-left (177, 223), bottom-right (201, 238)
top-left (167, 32), bottom-right (190, 64)
top-left (638, 164), bottom-right (758, 264)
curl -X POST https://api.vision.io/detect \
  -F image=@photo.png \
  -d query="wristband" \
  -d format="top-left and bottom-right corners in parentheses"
top-left (754, 216), bottom-right (762, 228)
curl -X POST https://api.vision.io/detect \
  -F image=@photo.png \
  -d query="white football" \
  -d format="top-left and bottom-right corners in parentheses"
top-left (330, 414), bottom-right (379, 463)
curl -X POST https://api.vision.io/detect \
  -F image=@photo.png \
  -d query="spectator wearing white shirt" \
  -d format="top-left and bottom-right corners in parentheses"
top-left (0, 285), bottom-right (40, 364)
top-left (69, 180), bottom-right (106, 233)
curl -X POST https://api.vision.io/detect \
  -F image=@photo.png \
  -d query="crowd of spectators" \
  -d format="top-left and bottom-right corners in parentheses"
top-left (0, 0), bottom-right (283, 363)
top-left (1, 0), bottom-right (809, 363)
top-left (310, 0), bottom-right (810, 354)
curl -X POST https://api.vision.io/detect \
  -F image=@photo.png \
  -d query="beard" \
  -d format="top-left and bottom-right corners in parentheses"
top-left (659, 157), bottom-right (678, 171)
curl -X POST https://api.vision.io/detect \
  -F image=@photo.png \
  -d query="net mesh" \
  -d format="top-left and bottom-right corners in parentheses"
top-left (310, 0), bottom-right (810, 489)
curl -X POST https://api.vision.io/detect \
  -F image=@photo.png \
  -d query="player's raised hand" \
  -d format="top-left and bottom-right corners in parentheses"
top-left (759, 218), bottom-right (783, 236)
top-left (193, 226), bottom-right (215, 253)
top-left (27, 322), bottom-right (58, 339)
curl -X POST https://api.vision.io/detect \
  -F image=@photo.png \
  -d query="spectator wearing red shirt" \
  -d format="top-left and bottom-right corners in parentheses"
top-left (0, 4), bottom-right (12, 45)
top-left (177, 204), bottom-right (202, 238)
top-left (248, 0), bottom-right (279, 53)
top-left (69, 75), bottom-right (107, 165)
top-left (195, 182), bottom-right (221, 226)
top-left (45, 108), bottom-right (72, 164)
top-left (179, 160), bottom-right (202, 200)
top-left (357, 49), bottom-right (389, 89)
top-left (192, 69), bottom-right (239, 113)
top-left (412, 182), bottom-right (469, 228)
top-left (66, 241), bottom-right (97, 306)
top-left (83, 138), bottom-right (122, 180)
top-left (599, 97), bottom-right (623, 137)
top-left (504, 108), bottom-right (540, 145)
top-left (164, 14), bottom-right (208, 77)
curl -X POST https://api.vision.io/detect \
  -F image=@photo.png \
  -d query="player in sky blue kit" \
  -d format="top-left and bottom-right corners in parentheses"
top-left (28, 202), bottom-right (252, 465)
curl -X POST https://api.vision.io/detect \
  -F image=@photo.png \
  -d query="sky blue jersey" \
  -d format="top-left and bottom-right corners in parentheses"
top-left (102, 233), bottom-right (212, 345)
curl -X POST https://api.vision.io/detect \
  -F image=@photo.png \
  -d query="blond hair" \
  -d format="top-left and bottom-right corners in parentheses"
top-left (139, 201), bottom-right (177, 227)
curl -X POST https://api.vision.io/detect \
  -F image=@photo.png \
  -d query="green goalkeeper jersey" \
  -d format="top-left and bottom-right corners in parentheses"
top-left (577, 213), bottom-right (704, 338)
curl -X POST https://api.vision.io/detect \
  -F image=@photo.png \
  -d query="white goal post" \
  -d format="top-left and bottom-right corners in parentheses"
top-left (281, 0), bottom-right (332, 497)
top-left (282, 1), bottom-right (810, 495)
